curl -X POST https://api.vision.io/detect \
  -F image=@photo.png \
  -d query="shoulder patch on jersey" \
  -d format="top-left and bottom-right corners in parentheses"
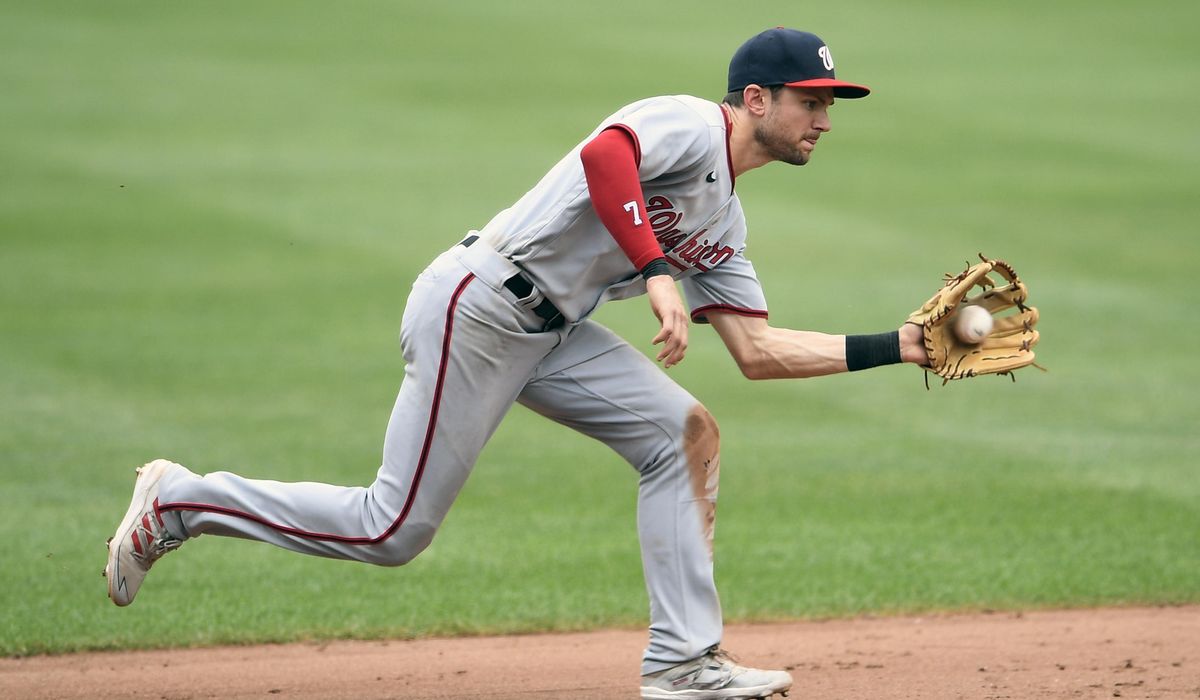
top-left (705, 171), bottom-right (718, 183)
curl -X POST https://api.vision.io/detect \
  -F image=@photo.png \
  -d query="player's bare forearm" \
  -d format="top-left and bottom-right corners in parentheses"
top-left (746, 327), bottom-right (845, 379)
top-left (710, 313), bottom-right (926, 380)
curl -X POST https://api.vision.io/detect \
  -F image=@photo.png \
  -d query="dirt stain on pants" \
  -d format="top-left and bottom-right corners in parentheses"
top-left (683, 405), bottom-right (720, 560)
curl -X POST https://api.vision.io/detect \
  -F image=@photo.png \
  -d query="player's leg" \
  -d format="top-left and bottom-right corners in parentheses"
top-left (518, 321), bottom-right (792, 697)
top-left (157, 257), bottom-right (558, 562)
top-left (516, 321), bottom-right (724, 673)
top-left (108, 249), bottom-right (559, 604)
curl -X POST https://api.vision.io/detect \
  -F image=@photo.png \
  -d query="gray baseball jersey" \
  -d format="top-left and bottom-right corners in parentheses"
top-left (155, 94), bottom-right (768, 673)
top-left (480, 94), bottom-right (768, 324)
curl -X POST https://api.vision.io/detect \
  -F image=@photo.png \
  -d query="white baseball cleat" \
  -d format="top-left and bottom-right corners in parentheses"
top-left (641, 647), bottom-right (793, 699)
top-left (104, 459), bottom-right (185, 606)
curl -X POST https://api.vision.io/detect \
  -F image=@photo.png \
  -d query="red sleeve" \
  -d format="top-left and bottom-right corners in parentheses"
top-left (579, 127), bottom-right (665, 271)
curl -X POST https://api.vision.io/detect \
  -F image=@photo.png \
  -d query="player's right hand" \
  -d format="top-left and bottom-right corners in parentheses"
top-left (647, 275), bottom-right (689, 368)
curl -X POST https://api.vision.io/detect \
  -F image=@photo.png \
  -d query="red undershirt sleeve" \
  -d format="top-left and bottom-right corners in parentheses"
top-left (579, 127), bottom-right (668, 274)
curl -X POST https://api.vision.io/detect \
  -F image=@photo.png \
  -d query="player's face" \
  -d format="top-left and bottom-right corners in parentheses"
top-left (754, 87), bottom-right (833, 166)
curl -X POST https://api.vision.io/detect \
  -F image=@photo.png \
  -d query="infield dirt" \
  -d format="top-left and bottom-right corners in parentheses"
top-left (2, 606), bottom-right (1196, 699)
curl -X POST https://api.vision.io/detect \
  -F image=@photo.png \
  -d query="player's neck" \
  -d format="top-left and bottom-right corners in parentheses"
top-left (722, 104), bottom-right (773, 177)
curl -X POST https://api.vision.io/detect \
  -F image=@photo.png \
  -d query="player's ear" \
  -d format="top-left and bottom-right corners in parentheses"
top-left (743, 85), bottom-right (770, 117)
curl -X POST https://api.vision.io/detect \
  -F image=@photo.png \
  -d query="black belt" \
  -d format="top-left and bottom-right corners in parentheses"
top-left (461, 235), bottom-right (565, 330)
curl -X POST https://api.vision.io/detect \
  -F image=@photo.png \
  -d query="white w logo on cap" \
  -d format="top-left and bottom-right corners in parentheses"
top-left (818, 45), bottom-right (834, 71)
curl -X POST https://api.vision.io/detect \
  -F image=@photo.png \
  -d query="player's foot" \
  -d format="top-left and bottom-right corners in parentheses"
top-left (640, 647), bottom-right (793, 699)
top-left (104, 459), bottom-right (185, 606)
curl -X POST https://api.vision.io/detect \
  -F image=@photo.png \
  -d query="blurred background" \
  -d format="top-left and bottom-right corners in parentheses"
top-left (1, 0), bottom-right (1197, 655)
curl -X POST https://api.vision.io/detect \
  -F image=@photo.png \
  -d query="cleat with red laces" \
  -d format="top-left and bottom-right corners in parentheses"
top-left (105, 459), bottom-right (185, 606)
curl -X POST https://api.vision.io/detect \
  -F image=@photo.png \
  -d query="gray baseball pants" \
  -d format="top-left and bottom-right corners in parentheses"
top-left (157, 240), bottom-right (723, 673)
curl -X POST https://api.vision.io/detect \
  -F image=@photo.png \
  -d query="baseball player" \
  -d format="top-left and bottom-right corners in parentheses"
top-left (106, 28), bottom-right (930, 700)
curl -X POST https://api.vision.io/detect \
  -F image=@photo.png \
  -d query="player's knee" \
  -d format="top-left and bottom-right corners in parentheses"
top-left (684, 404), bottom-right (720, 462)
top-left (635, 403), bottom-right (719, 477)
top-left (371, 524), bottom-right (437, 567)
top-left (682, 404), bottom-right (721, 494)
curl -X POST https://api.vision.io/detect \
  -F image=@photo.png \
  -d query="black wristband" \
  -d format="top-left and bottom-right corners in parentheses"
top-left (845, 331), bottom-right (902, 371)
top-left (640, 257), bottom-right (671, 280)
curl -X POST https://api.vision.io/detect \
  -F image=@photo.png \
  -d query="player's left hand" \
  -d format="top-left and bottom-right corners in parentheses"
top-left (897, 322), bottom-right (929, 365)
top-left (646, 275), bottom-right (689, 368)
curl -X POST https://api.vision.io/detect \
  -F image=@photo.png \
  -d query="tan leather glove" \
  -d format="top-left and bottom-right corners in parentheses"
top-left (907, 255), bottom-right (1040, 381)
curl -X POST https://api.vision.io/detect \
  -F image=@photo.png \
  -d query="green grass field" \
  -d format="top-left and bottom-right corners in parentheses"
top-left (2, 1), bottom-right (1198, 656)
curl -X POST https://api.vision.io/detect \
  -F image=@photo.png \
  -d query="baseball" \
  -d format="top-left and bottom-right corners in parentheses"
top-left (953, 305), bottom-right (993, 344)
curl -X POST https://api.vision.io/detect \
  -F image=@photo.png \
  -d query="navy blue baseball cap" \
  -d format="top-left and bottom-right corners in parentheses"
top-left (728, 28), bottom-right (870, 98)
